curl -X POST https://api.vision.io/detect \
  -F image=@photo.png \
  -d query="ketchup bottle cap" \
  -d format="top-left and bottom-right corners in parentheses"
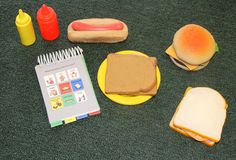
top-left (37, 4), bottom-right (55, 22)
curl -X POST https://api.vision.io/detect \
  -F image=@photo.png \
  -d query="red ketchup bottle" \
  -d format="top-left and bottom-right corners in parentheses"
top-left (37, 4), bottom-right (60, 40)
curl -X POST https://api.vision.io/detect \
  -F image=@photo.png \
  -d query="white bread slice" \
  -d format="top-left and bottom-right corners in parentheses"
top-left (173, 87), bottom-right (227, 142)
top-left (169, 87), bottom-right (215, 146)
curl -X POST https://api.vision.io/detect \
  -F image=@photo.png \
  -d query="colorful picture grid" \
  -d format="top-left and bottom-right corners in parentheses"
top-left (44, 68), bottom-right (87, 111)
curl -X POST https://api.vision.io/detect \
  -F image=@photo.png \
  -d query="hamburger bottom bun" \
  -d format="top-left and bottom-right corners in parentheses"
top-left (170, 56), bottom-right (209, 71)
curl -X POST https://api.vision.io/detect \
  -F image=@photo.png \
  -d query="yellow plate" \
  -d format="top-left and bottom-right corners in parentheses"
top-left (97, 50), bottom-right (161, 105)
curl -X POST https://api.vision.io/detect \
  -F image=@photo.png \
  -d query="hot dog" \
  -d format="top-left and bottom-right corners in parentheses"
top-left (67, 18), bottom-right (128, 43)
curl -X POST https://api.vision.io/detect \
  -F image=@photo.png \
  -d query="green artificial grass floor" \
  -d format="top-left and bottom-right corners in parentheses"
top-left (1, 0), bottom-right (236, 159)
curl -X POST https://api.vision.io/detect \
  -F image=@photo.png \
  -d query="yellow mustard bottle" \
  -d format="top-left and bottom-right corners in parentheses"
top-left (15, 9), bottom-right (36, 46)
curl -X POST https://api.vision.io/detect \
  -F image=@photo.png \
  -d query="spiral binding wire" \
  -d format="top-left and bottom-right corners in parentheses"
top-left (37, 46), bottom-right (83, 65)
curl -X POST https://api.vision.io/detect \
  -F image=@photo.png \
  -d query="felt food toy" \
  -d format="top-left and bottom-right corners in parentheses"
top-left (105, 53), bottom-right (157, 96)
top-left (67, 18), bottom-right (128, 43)
top-left (166, 24), bottom-right (218, 71)
top-left (169, 87), bottom-right (228, 147)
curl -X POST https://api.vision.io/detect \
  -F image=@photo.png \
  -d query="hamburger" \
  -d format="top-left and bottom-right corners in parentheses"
top-left (166, 24), bottom-right (218, 71)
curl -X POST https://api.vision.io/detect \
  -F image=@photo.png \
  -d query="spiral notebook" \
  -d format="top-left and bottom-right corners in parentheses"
top-left (35, 46), bottom-right (100, 127)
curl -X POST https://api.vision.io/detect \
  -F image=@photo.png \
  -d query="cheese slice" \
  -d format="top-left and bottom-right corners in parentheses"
top-left (183, 129), bottom-right (215, 147)
top-left (170, 119), bottom-right (215, 146)
top-left (173, 87), bottom-right (227, 142)
top-left (165, 45), bottom-right (199, 70)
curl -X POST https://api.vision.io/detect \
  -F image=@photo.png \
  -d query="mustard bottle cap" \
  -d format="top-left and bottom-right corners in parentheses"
top-left (16, 9), bottom-right (30, 25)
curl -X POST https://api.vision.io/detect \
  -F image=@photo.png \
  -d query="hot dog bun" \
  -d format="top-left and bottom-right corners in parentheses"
top-left (173, 24), bottom-right (216, 65)
top-left (67, 18), bottom-right (128, 43)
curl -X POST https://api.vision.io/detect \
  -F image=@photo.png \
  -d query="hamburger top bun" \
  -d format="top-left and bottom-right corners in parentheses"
top-left (173, 24), bottom-right (216, 65)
